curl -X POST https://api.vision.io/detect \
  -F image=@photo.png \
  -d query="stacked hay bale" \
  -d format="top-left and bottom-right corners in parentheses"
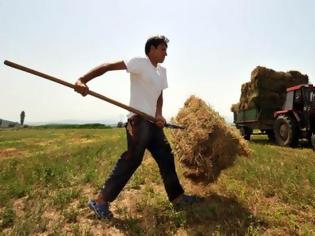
top-left (231, 66), bottom-right (309, 115)
top-left (170, 96), bottom-right (251, 184)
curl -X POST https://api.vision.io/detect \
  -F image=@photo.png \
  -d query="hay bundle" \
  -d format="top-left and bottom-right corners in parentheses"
top-left (231, 66), bottom-right (309, 112)
top-left (170, 96), bottom-right (251, 184)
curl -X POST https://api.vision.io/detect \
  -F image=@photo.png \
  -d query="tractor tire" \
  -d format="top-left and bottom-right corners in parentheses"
top-left (274, 115), bottom-right (299, 147)
top-left (240, 126), bottom-right (252, 140)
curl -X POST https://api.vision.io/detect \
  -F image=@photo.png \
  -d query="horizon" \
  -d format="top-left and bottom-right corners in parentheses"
top-left (0, 116), bottom-right (235, 126)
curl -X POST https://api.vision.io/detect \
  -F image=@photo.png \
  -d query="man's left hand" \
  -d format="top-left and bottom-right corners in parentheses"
top-left (155, 115), bottom-right (166, 128)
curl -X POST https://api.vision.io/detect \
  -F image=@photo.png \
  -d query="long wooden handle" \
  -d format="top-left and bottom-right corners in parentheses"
top-left (4, 60), bottom-right (185, 129)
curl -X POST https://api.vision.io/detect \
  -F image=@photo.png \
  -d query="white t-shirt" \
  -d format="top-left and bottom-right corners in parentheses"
top-left (124, 57), bottom-right (168, 118)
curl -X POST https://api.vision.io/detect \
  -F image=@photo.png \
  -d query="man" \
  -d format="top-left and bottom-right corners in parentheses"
top-left (74, 35), bottom-right (197, 219)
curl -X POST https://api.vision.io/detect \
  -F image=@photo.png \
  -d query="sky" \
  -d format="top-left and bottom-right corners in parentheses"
top-left (1, 0), bottom-right (315, 124)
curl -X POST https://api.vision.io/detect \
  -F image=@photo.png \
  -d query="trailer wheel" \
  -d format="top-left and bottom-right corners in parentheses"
top-left (240, 127), bottom-right (252, 140)
top-left (274, 115), bottom-right (298, 147)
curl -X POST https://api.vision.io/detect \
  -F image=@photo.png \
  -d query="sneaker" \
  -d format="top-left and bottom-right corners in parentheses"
top-left (172, 194), bottom-right (201, 209)
top-left (88, 199), bottom-right (113, 219)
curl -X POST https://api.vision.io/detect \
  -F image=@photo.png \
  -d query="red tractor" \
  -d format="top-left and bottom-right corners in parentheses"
top-left (273, 84), bottom-right (315, 148)
top-left (234, 84), bottom-right (315, 149)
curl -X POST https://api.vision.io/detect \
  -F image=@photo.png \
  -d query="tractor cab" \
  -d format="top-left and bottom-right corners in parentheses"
top-left (281, 84), bottom-right (315, 110)
top-left (273, 84), bottom-right (315, 148)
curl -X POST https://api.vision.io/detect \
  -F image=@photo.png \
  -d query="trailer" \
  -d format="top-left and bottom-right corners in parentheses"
top-left (234, 84), bottom-right (315, 149)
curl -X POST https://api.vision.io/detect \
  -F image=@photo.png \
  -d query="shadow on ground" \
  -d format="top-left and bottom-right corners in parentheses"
top-left (250, 136), bottom-right (313, 149)
top-left (182, 193), bottom-right (267, 235)
top-left (102, 192), bottom-right (267, 235)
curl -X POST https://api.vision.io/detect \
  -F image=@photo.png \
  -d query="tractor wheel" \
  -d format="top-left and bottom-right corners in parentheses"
top-left (240, 126), bottom-right (252, 140)
top-left (274, 115), bottom-right (299, 147)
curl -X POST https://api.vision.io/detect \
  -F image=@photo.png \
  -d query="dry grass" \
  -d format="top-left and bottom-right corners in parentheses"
top-left (170, 95), bottom-right (250, 184)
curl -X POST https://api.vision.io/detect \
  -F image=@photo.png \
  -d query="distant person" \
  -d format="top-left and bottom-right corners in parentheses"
top-left (20, 111), bottom-right (25, 126)
top-left (74, 35), bottom-right (198, 219)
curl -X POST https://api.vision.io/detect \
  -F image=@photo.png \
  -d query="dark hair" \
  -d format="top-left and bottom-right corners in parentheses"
top-left (145, 35), bottom-right (169, 55)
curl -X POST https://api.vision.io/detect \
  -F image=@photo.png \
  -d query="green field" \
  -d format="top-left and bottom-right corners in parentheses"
top-left (0, 128), bottom-right (315, 235)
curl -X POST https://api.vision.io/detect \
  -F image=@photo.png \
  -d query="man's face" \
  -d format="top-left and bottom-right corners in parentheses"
top-left (150, 44), bottom-right (168, 63)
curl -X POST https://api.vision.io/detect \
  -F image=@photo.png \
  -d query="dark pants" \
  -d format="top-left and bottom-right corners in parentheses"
top-left (101, 115), bottom-right (184, 202)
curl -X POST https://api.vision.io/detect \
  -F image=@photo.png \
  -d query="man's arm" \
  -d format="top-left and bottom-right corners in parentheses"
top-left (155, 92), bottom-right (166, 128)
top-left (74, 61), bottom-right (126, 96)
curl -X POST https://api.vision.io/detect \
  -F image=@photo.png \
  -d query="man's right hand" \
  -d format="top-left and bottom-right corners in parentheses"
top-left (74, 79), bottom-right (89, 96)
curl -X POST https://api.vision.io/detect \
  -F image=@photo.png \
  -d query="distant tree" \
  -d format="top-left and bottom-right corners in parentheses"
top-left (117, 121), bottom-right (124, 128)
top-left (20, 111), bottom-right (25, 126)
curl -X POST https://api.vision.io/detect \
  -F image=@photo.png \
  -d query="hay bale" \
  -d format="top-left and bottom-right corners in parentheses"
top-left (250, 66), bottom-right (308, 93)
top-left (230, 103), bottom-right (240, 112)
top-left (231, 66), bottom-right (309, 112)
top-left (170, 96), bottom-right (251, 184)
